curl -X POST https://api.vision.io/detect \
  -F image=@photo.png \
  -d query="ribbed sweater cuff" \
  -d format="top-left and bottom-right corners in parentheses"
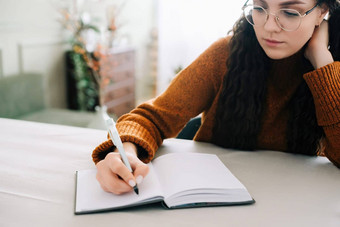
top-left (117, 121), bottom-right (159, 163)
top-left (303, 61), bottom-right (340, 126)
top-left (92, 121), bottom-right (158, 164)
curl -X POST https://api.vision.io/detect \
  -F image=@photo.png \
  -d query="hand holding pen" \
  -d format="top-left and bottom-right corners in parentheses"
top-left (95, 118), bottom-right (149, 195)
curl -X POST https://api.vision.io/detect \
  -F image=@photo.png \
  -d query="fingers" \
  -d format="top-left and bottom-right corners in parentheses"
top-left (318, 20), bottom-right (329, 41)
top-left (95, 148), bottom-right (149, 195)
top-left (130, 159), bottom-right (150, 185)
top-left (96, 169), bottom-right (133, 194)
top-left (96, 154), bottom-right (133, 194)
top-left (305, 20), bottom-right (333, 69)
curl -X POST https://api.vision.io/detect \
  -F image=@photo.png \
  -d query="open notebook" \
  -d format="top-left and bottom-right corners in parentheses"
top-left (75, 153), bottom-right (254, 214)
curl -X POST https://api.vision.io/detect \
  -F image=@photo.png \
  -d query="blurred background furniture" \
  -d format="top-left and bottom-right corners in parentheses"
top-left (176, 116), bottom-right (202, 140)
top-left (66, 47), bottom-right (136, 118)
top-left (0, 73), bottom-right (96, 128)
top-left (100, 48), bottom-right (136, 117)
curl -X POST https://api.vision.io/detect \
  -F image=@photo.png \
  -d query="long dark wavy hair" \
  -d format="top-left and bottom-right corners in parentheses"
top-left (213, 0), bottom-right (340, 155)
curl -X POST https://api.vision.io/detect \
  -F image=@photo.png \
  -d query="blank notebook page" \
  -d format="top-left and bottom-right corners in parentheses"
top-left (152, 153), bottom-right (246, 198)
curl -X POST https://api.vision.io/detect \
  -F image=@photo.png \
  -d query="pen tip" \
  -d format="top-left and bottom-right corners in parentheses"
top-left (133, 186), bottom-right (139, 195)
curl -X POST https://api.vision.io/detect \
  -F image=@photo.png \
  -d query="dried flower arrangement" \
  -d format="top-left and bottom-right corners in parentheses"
top-left (58, 2), bottom-right (119, 111)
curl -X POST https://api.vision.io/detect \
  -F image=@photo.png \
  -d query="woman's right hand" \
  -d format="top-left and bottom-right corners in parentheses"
top-left (95, 142), bottom-right (149, 195)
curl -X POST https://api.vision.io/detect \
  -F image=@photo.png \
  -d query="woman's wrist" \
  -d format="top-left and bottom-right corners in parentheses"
top-left (121, 142), bottom-right (138, 156)
top-left (310, 49), bottom-right (334, 69)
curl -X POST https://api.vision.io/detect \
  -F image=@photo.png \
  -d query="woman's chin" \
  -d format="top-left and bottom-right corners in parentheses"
top-left (264, 50), bottom-right (293, 60)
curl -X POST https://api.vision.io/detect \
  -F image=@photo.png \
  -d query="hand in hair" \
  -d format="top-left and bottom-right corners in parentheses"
top-left (305, 20), bottom-right (334, 69)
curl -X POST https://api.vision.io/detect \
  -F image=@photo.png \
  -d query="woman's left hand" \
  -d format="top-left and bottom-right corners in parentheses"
top-left (305, 20), bottom-right (334, 69)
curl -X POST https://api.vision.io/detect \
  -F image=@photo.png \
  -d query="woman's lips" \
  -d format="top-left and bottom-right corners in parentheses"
top-left (264, 38), bottom-right (284, 47)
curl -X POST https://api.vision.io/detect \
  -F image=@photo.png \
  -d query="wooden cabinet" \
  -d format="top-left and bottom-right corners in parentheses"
top-left (100, 48), bottom-right (136, 117)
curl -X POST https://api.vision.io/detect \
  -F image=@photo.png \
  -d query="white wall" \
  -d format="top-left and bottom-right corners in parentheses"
top-left (0, 0), bottom-right (66, 107)
top-left (157, 1), bottom-right (244, 94)
top-left (0, 0), bottom-right (155, 108)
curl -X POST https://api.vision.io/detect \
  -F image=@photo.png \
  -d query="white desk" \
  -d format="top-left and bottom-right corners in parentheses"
top-left (1, 118), bottom-right (339, 227)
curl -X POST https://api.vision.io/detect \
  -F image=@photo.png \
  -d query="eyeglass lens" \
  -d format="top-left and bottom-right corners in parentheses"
top-left (243, 5), bottom-right (302, 31)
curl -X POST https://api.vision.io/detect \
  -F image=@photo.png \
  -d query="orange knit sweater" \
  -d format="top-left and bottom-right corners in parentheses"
top-left (92, 36), bottom-right (340, 168)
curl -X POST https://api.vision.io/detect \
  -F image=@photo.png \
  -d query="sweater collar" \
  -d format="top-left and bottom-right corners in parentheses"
top-left (270, 48), bottom-right (307, 70)
top-left (267, 49), bottom-right (313, 94)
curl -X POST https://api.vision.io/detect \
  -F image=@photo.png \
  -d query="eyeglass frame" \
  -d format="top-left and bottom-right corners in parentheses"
top-left (242, 0), bottom-right (319, 31)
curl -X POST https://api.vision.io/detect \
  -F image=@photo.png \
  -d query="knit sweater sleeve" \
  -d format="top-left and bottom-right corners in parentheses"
top-left (303, 61), bottom-right (340, 168)
top-left (92, 37), bottom-right (230, 164)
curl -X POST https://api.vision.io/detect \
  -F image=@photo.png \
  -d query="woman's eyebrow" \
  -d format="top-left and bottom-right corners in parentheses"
top-left (279, 0), bottom-right (307, 7)
top-left (256, 0), bottom-right (307, 6)
top-left (255, 0), bottom-right (268, 6)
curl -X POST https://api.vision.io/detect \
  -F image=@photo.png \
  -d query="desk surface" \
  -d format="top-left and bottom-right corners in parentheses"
top-left (1, 118), bottom-right (339, 227)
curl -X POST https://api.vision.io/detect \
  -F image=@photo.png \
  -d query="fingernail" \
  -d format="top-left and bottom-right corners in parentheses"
top-left (136, 175), bottom-right (143, 184)
top-left (128, 180), bottom-right (136, 187)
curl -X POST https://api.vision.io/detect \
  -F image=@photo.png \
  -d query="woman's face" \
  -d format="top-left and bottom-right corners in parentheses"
top-left (252, 0), bottom-right (326, 59)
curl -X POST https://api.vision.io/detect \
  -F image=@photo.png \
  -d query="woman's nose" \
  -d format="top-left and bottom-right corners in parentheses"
top-left (263, 13), bottom-right (282, 32)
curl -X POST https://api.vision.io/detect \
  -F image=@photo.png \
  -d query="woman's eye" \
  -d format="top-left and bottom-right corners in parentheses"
top-left (254, 6), bottom-right (265, 13)
top-left (282, 10), bottom-right (300, 17)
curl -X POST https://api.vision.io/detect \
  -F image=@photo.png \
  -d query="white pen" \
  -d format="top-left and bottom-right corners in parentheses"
top-left (105, 118), bottom-right (139, 195)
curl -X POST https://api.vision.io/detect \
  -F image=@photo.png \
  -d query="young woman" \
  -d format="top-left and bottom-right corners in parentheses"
top-left (93, 0), bottom-right (340, 194)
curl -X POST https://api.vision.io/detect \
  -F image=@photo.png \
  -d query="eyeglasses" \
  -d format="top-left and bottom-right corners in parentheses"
top-left (242, 0), bottom-right (319, 31)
